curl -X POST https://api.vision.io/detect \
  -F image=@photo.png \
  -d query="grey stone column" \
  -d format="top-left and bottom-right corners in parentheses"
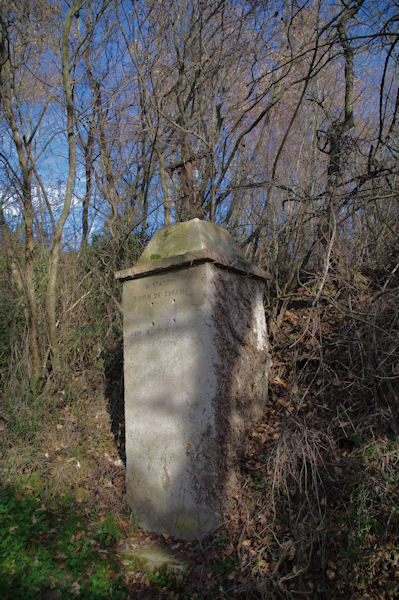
top-left (116, 219), bottom-right (271, 540)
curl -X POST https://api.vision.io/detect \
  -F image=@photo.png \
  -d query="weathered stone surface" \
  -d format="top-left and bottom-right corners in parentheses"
top-left (137, 218), bottom-right (245, 264)
top-left (124, 544), bottom-right (189, 577)
top-left (115, 218), bottom-right (269, 281)
top-left (118, 541), bottom-right (189, 582)
top-left (115, 247), bottom-right (268, 281)
top-left (117, 219), bottom-right (271, 540)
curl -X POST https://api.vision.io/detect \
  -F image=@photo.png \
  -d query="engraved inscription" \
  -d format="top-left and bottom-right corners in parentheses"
top-left (131, 286), bottom-right (187, 303)
top-left (164, 288), bottom-right (186, 297)
top-left (130, 322), bottom-right (181, 344)
top-left (128, 277), bottom-right (189, 345)
top-left (144, 279), bottom-right (176, 290)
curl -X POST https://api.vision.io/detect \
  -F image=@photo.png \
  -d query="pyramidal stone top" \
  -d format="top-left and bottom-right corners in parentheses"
top-left (115, 218), bottom-right (268, 280)
top-left (138, 218), bottom-right (244, 264)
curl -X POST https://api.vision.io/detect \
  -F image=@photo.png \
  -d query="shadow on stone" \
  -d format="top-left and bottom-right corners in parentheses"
top-left (115, 219), bottom-right (271, 541)
top-left (104, 341), bottom-right (126, 464)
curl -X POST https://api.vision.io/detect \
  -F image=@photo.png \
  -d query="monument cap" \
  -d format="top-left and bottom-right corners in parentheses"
top-left (116, 219), bottom-right (269, 281)
top-left (137, 218), bottom-right (245, 264)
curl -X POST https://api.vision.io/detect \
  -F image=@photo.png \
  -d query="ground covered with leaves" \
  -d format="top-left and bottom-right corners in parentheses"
top-left (1, 275), bottom-right (399, 599)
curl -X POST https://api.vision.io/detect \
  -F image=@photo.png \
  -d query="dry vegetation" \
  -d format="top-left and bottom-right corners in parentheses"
top-left (1, 241), bottom-right (398, 598)
top-left (1, 0), bottom-right (398, 597)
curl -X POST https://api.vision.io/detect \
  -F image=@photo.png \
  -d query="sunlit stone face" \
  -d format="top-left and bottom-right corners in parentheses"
top-left (117, 220), bottom-right (271, 540)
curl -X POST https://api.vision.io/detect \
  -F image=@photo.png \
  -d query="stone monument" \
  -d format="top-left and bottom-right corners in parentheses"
top-left (115, 219), bottom-right (271, 540)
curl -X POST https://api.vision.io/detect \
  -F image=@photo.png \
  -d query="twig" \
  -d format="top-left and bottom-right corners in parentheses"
top-left (56, 289), bottom-right (92, 328)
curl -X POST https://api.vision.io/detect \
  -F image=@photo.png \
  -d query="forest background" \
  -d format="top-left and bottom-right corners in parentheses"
top-left (0, 0), bottom-right (398, 598)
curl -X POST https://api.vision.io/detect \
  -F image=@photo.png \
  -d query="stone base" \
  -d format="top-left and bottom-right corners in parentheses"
top-left (122, 260), bottom-right (270, 540)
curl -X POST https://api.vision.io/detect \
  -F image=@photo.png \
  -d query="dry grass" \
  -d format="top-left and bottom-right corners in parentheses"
top-left (0, 244), bottom-right (398, 598)
top-left (1, 382), bottom-right (125, 511)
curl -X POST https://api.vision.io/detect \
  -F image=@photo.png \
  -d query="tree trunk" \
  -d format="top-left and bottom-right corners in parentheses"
top-left (0, 12), bottom-right (41, 377)
top-left (46, 2), bottom-right (81, 373)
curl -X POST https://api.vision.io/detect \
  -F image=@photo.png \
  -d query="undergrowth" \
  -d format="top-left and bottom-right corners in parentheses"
top-left (0, 237), bottom-right (398, 598)
top-left (0, 484), bottom-right (124, 599)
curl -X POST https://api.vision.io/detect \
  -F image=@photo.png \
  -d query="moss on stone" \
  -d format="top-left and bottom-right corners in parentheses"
top-left (136, 218), bottom-right (244, 265)
top-left (120, 544), bottom-right (189, 580)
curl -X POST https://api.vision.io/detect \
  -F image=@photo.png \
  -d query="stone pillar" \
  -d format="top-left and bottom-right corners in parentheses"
top-left (116, 219), bottom-right (271, 540)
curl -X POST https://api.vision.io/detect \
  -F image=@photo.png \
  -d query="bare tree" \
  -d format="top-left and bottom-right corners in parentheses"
top-left (0, 0), bottom-right (59, 375)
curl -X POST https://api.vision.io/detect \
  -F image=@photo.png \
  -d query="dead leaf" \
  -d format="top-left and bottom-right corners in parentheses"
top-left (326, 569), bottom-right (336, 580)
top-left (271, 376), bottom-right (288, 388)
top-left (257, 560), bottom-right (269, 571)
top-left (277, 398), bottom-right (289, 408)
top-left (71, 581), bottom-right (80, 595)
